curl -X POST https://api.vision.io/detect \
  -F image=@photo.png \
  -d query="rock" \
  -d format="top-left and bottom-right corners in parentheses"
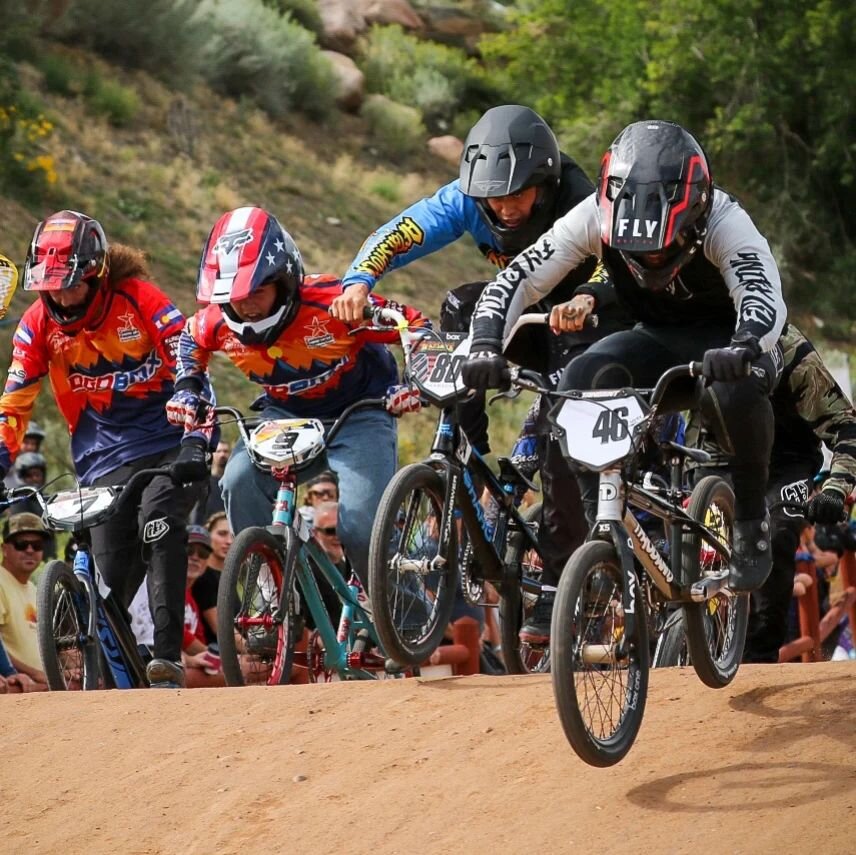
top-left (427, 135), bottom-right (463, 166)
top-left (322, 51), bottom-right (365, 113)
top-left (359, 0), bottom-right (424, 31)
top-left (318, 0), bottom-right (367, 54)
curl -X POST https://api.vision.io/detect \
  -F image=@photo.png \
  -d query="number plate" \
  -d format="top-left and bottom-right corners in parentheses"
top-left (407, 332), bottom-right (471, 406)
top-left (46, 487), bottom-right (117, 529)
top-left (249, 418), bottom-right (326, 466)
top-left (552, 394), bottom-right (646, 469)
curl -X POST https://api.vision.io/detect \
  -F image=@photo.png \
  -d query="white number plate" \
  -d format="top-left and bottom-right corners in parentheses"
top-left (46, 487), bottom-right (117, 527)
top-left (553, 394), bottom-right (646, 469)
top-left (249, 418), bottom-right (325, 466)
top-left (408, 333), bottom-right (470, 405)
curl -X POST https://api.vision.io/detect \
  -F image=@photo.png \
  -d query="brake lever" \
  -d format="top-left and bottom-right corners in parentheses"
top-left (487, 386), bottom-right (521, 406)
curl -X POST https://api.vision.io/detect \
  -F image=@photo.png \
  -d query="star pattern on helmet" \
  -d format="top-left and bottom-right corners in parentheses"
top-left (266, 251), bottom-right (276, 266)
top-left (274, 238), bottom-right (285, 253)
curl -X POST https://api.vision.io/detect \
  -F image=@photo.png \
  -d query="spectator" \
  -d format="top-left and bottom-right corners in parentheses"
top-left (186, 524), bottom-right (218, 645)
top-left (299, 470), bottom-right (340, 526)
top-left (313, 501), bottom-right (345, 569)
top-left (182, 524), bottom-right (224, 687)
top-left (189, 439), bottom-right (230, 526)
top-left (21, 422), bottom-right (45, 454)
top-left (6, 453), bottom-right (56, 554)
top-left (205, 511), bottom-right (232, 572)
top-left (0, 512), bottom-right (50, 690)
top-left (0, 634), bottom-right (38, 694)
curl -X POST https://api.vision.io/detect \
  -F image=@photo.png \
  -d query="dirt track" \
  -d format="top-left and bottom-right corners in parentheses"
top-left (2, 662), bottom-right (855, 854)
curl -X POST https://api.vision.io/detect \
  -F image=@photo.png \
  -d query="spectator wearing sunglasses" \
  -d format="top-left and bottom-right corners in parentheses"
top-left (0, 513), bottom-right (51, 690)
top-left (298, 470), bottom-right (340, 526)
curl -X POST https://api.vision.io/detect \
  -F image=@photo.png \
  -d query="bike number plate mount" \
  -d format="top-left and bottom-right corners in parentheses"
top-left (553, 394), bottom-right (646, 470)
top-left (249, 418), bottom-right (326, 467)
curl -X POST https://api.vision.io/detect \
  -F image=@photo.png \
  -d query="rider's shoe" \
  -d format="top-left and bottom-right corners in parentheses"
top-left (519, 591), bottom-right (555, 645)
top-left (729, 515), bottom-right (772, 593)
top-left (146, 658), bottom-right (186, 689)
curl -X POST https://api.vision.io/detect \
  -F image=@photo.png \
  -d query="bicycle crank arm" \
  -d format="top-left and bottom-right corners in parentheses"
top-left (393, 555), bottom-right (448, 575)
top-left (690, 568), bottom-right (730, 602)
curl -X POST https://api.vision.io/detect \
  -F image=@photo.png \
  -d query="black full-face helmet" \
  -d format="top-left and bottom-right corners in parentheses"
top-left (598, 120), bottom-right (713, 291)
top-left (459, 105), bottom-right (561, 253)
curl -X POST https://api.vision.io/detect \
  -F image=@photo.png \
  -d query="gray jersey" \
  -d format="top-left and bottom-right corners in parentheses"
top-left (471, 189), bottom-right (786, 353)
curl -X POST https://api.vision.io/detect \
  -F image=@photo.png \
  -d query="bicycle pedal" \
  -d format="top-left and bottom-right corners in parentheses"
top-left (690, 568), bottom-right (730, 602)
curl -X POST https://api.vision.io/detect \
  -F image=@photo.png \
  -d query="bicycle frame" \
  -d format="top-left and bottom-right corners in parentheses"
top-left (426, 406), bottom-right (539, 587)
top-left (70, 543), bottom-right (148, 689)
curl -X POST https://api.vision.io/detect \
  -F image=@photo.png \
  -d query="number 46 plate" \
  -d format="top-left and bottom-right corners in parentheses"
top-left (551, 394), bottom-right (646, 469)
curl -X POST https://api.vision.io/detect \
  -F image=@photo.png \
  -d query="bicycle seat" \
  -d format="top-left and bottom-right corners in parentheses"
top-left (497, 456), bottom-right (539, 493)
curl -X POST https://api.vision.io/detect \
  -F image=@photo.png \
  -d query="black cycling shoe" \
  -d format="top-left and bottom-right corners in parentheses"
top-left (519, 591), bottom-right (555, 645)
top-left (729, 515), bottom-right (772, 593)
top-left (146, 658), bottom-right (186, 689)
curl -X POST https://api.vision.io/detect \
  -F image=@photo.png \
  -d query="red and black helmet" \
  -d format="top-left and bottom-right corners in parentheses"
top-left (197, 206), bottom-right (303, 345)
top-left (598, 120), bottom-right (712, 291)
top-left (23, 210), bottom-right (110, 330)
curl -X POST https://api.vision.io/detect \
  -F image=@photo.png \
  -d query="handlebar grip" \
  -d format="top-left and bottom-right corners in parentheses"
top-left (689, 361), bottom-right (705, 378)
top-left (362, 305), bottom-right (374, 320)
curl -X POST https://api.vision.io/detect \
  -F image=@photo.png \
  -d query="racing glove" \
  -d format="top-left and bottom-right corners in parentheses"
top-left (166, 388), bottom-right (209, 433)
top-left (170, 437), bottom-right (209, 485)
top-left (806, 487), bottom-right (847, 525)
top-left (461, 348), bottom-right (509, 390)
top-left (701, 342), bottom-right (758, 383)
top-left (385, 384), bottom-right (422, 417)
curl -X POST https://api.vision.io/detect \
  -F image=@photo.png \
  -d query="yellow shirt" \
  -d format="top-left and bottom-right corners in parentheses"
top-left (0, 564), bottom-right (41, 672)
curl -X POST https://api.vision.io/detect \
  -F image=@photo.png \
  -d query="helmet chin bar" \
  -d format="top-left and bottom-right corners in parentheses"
top-left (221, 301), bottom-right (289, 344)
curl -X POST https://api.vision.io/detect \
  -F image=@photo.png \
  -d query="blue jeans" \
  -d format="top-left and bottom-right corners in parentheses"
top-left (220, 405), bottom-right (398, 584)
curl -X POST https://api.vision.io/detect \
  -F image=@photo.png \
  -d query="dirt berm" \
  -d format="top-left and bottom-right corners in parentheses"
top-left (2, 663), bottom-right (854, 854)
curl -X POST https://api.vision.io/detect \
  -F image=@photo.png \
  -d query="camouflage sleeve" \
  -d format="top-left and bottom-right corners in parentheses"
top-left (784, 326), bottom-right (856, 496)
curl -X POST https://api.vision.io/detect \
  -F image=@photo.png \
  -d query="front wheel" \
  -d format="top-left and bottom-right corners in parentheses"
top-left (217, 528), bottom-right (297, 686)
top-left (682, 475), bottom-right (747, 688)
top-left (499, 503), bottom-right (549, 674)
top-left (36, 560), bottom-right (100, 691)
top-left (367, 463), bottom-right (457, 666)
top-left (551, 541), bottom-right (649, 767)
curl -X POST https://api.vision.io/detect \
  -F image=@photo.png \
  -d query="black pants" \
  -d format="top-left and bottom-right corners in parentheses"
top-left (742, 467), bottom-right (811, 663)
top-left (560, 322), bottom-right (779, 523)
top-left (90, 447), bottom-right (202, 662)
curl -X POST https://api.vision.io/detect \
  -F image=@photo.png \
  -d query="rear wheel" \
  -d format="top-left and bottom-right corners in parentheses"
top-left (653, 611), bottom-right (691, 668)
top-left (367, 463), bottom-right (457, 666)
top-left (499, 503), bottom-right (549, 673)
top-left (682, 475), bottom-right (747, 688)
top-left (217, 528), bottom-right (297, 686)
top-left (551, 541), bottom-right (649, 767)
top-left (36, 560), bottom-right (99, 691)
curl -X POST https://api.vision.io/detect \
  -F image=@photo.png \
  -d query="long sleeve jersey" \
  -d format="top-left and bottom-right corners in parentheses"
top-left (176, 275), bottom-right (428, 420)
top-left (771, 324), bottom-right (856, 497)
top-left (471, 189), bottom-right (787, 354)
top-left (0, 280), bottom-right (185, 484)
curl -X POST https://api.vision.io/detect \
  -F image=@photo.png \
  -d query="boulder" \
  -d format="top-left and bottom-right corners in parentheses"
top-left (359, 0), bottom-right (424, 31)
top-left (318, 0), bottom-right (367, 54)
top-left (427, 135), bottom-right (464, 166)
top-left (322, 51), bottom-right (366, 113)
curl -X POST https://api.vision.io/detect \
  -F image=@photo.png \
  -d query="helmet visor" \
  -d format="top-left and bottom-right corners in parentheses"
top-left (24, 252), bottom-right (85, 291)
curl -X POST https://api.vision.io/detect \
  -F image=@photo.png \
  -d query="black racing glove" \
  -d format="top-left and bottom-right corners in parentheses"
top-left (170, 437), bottom-right (209, 485)
top-left (461, 348), bottom-right (509, 390)
top-left (806, 488), bottom-right (847, 525)
top-left (702, 345), bottom-right (754, 383)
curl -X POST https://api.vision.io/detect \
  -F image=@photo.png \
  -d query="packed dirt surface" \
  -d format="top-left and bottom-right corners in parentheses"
top-left (3, 662), bottom-right (854, 854)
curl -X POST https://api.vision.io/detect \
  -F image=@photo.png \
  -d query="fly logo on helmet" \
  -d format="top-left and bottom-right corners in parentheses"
top-left (617, 219), bottom-right (659, 239)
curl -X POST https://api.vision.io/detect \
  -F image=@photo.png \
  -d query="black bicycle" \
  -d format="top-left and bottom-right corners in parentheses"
top-left (511, 361), bottom-right (746, 766)
top-left (367, 314), bottom-right (550, 669)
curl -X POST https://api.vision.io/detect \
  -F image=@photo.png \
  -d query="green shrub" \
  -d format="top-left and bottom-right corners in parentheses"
top-left (368, 176), bottom-right (401, 203)
top-left (196, 0), bottom-right (335, 119)
top-left (47, 0), bottom-right (205, 84)
top-left (361, 94), bottom-right (426, 158)
top-left (84, 74), bottom-right (139, 126)
top-left (36, 53), bottom-right (79, 96)
top-left (262, 0), bottom-right (322, 34)
top-left (359, 25), bottom-right (493, 127)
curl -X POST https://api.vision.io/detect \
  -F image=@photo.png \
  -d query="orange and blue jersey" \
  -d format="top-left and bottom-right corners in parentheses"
top-left (177, 274), bottom-right (428, 420)
top-left (0, 279), bottom-right (185, 484)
